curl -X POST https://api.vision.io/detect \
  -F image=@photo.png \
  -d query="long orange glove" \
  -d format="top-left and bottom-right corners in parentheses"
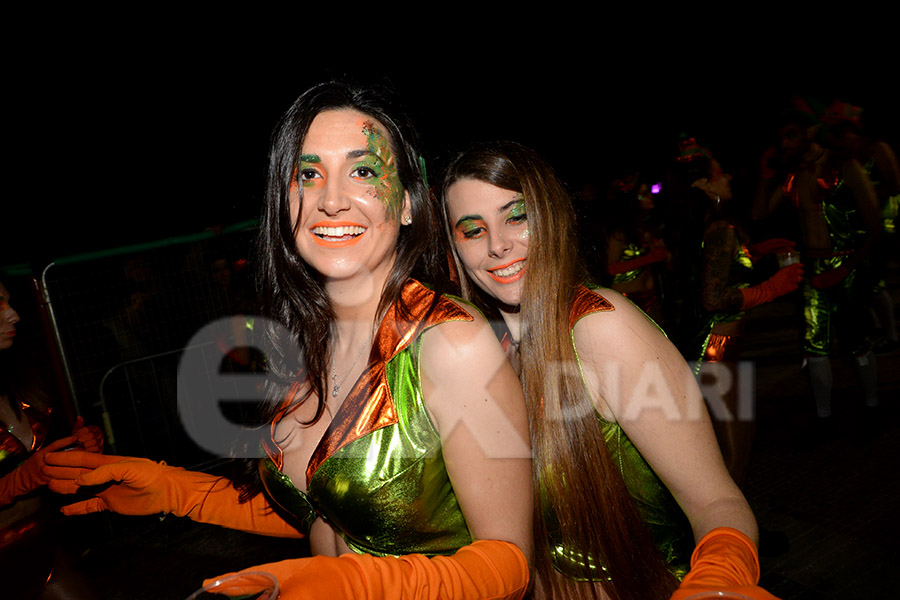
top-left (204, 539), bottom-right (529, 600)
top-left (670, 527), bottom-right (780, 600)
top-left (42, 451), bottom-right (302, 538)
top-left (740, 263), bottom-right (804, 310)
top-left (0, 435), bottom-right (78, 506)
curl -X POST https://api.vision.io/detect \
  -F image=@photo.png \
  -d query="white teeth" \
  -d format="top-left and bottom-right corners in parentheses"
top-left (313, 226), bottom-right (366, 237)
top-left (492, 261), bottom-right (524, 277)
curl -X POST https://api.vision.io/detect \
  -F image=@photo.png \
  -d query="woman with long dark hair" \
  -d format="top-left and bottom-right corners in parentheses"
top-left (440, 140), bottom-right (777, 600)
top-left (44, 82), bottom-right (533, 599)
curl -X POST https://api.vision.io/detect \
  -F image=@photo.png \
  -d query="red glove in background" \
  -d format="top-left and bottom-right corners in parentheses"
top-left (748, 238), bottom-right (795, 261)
top-left (809, 265), bottom-right (850, 289)
top-left (741, 263), bottom-right (804, 310)
top-left (205, 539), bottom-right (529, 600)
top-left (0, 435), bottom-right (78, 506)
top-left (608, 245), bottom-right (670, 275)
top-left (43, 451), bottom-right (302, 538)
top-left (670, 527), bottom-right (780, 600)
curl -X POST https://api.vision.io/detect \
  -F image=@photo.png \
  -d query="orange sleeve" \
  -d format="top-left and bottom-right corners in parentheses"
top-left (205, 539), bottom-right (529, 600)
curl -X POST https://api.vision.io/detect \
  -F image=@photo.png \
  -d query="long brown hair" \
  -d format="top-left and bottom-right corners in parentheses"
top-left (440, 141), bottom-right (677, 600)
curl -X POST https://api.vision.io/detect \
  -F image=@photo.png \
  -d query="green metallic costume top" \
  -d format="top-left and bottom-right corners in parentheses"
top-left (259, 279), bottom-right (476, 557)
top-left (611, 242), bottom-right (649, 284)
top-left (545, 286), bottom-right (692, 581)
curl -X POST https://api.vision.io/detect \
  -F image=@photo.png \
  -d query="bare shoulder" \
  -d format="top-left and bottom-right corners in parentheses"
top-left (418, 297), bottom-right (507, 380)
top-left (574, 287), bottom-right (665, 347)
top-left (573, 287), bottom-right (687, 385)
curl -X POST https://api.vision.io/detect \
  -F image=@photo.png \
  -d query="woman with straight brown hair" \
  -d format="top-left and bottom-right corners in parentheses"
top-left (441, 140), bottom-right (778, 600)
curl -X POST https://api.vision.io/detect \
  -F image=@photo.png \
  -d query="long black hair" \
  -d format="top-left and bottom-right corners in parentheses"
top-left (231, 80), bottom-right (450, 498)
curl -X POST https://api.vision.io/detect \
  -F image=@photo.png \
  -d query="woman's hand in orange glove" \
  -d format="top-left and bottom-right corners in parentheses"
top-left (0, 435), bottom-right (79, 506)
top-left (43, 451), bottom-right (302, 537)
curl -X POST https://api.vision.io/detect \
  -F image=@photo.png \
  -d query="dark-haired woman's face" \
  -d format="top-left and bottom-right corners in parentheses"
top-left (0, 283), bottom-right (20, 351)
top-left (446, 179), bottom-right (530, 308)
top-left (290, 109), bottom-right (411, 287)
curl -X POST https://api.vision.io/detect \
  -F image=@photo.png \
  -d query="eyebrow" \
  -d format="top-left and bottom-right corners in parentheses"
top-left (499, 197), bottom-right (523, 212)
top-left (301, 149), bottom-right (375, 160)
top-left (455, 214), bottom-right (483, 227)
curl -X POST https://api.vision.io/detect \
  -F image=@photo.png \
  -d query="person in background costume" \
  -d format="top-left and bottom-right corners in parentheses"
top-left (666, 137), bottom-right (803, 487)
top-left (820, 99), bottom-right (900, 355)
top-left (753, 104), bottom-right (883, 434)
top-left (1, 279), bottom-right (104, 599)
top-left (600, 173), bottom-right (670, 328)
top-left (44, 81), bottom-right (533, 600)
top-left (441, 141), bottom-right (778, 600)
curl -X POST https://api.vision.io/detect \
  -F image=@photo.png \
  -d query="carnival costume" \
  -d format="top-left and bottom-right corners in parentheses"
top-left (787, 166), bottom-right (873, 356)
top-left (608, 242), bottom-right (669, 317)
top-left (259, 279), bottom-right (477, 556)
top-left (544, 286), bottom-right (693, 581)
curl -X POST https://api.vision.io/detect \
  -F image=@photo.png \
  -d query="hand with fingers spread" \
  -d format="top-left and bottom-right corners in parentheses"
top-left (43, 451), bottom-right (301, 537)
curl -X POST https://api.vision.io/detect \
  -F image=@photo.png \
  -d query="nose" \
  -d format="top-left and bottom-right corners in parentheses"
top-left (318, 177), bottom-right (352, 216)
top-left (488, 229), bottom-right (513, 258)
top-left (2, 307), bottom-right (19, 325)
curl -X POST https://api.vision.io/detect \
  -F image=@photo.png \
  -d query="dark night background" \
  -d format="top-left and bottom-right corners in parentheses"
top-left (5, 35), bottom-right (897, 270)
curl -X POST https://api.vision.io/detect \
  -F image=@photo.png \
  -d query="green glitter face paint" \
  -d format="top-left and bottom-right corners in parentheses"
top-left (454, 215), bottom-right (487, 241)
top-left (506, 195), bottom-right (527, 222)
top-left (298, 154), bottom-right (322, 189)
top-left (362, 120), bottom-right (405, 221)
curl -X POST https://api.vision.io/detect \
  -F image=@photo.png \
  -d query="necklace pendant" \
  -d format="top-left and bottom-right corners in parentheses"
top-left (332, 385), bottom-right (339, 397)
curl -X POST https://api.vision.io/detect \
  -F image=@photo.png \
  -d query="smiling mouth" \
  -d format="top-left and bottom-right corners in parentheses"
top-left (311, 223), bottom-right (367, 247)
top-left (488, 259), bottom-right (526, 283)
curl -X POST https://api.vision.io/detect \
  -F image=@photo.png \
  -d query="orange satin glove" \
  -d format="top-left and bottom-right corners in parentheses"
top-left (670, 527), bottom-right (780, 600)
top-left (205, 539), bottom-right (529, 600)
top-left (0, 435), bottom-right (78, 506)
top-left (42, 451), bottom-right (302, 538)
top-left (740, 263), bottom-right (804, 310)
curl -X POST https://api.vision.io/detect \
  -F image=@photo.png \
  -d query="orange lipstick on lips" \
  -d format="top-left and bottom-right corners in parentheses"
top-left (310, 221), bottom-right (367, 248)
top-left (487, 259), bottom-right (526, 284)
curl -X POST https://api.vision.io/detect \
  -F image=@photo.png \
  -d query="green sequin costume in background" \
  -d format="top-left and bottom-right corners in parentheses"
top-left (544, 286), bottom-right (692, 581)
top-left (798, 168), bottom-right (873, 356)
top-left (259, 279), bottom-right (476, 557)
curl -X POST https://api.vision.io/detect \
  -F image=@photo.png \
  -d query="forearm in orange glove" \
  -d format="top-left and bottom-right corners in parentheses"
top-left (0, 435), bottom-right (77, 506)
top-left (205, 539), bottom-right (529, 600)
top-left (740, 262), bottom-right (804, 310)
top-left (42, 451), bottom-right (302, 538)
top-left (670, 527), bottom-right (780, 600)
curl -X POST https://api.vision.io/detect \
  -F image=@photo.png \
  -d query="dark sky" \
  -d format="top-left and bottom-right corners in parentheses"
top-left (5, 42), bottom-right (895, 270)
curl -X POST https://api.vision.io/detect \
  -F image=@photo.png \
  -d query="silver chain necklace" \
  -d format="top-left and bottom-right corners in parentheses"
top-left (331, 336), bottom-right (372, 397)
